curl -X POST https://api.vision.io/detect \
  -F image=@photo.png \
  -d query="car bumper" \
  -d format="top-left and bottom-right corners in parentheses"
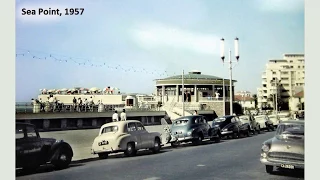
top-left (91, 147), bottom-right (122, 154)
top-left (170, 135), bottom-right (193, 142)
top-left (260, 158), bottom-right (304, 169)
top-left (221, 131), bottom-right (233, 135)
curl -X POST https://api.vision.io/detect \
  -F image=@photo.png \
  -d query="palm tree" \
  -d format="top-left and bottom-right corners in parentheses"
top-left (252, 94), bottom-right (258, 108)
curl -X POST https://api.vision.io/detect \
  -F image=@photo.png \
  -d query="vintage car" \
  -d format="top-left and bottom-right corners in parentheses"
top-left (170, 115), bottom-right (221, 147)
top-left (268, 114), bottom-right (281, 127)
top-left (212, 115), bottom-right (251, 139)
top-left (16, 122), bottom-right (73, 171)
top-left (277, 112), bottom-right (291, 122)
top-left (260, 120), bottom-right (304, 173)
top-left (91, 120), bottom-right (162, 159)
top-left (238, 115), bottom-right (261, 134)
top-left (254, 115), bottom-right (275, 131)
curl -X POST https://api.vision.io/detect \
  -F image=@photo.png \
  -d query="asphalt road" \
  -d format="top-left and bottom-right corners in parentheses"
top-left (16, 131), bottom-right (304, 180)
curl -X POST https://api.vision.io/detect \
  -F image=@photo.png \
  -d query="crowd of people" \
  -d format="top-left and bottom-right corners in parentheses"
top-left (31, 95), bottom-right (100, 112)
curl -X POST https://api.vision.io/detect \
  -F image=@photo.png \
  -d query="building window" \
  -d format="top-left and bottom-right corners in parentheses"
top-left (272, 72), bottom-right (276, 74)
top-left (290, 60), bottom-right (293, 63)
top-left (290, 66), bottom-right (293, 68)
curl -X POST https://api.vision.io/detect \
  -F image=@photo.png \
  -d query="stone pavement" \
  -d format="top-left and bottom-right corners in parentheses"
top-left (40, 124), bottom-right (171, 161)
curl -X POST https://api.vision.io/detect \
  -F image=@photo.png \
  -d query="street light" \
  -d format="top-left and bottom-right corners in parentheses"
top-left (270, 70), bottom-right (281, 115)
top-left (220, 37), bottom-right (239, 115)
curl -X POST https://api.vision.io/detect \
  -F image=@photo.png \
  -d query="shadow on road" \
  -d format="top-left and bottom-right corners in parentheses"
top-left (16, 163), bottom-right (84, 177)
top-left (270, 168), bottom-right (304, 178)
top-left (71, 148), bottom-right (173, 164)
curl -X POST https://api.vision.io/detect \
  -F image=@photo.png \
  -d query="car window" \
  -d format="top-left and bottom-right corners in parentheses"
top-left (16, 126), bottom-right (24, 139)
top-left (231, 117), bottom-right (236, 123)
top-left (26, 126), bottom-right (37, 138)
top-left (203, 117), bottom-right (207, 124)
top-left (102, 126), bottom-right (118, 134)
top-left (239, 116), bottom-right (249, 123)
top-left (276, 124), bottom-right (304, 136)
top-left (214, 117), bottom-right (226, 122)
top-left (127, 122), bottom-right (137, 132)
top-left (136, 123), bottom-right (145, 131)
top-left (173, 119), bottom-right (188, 125)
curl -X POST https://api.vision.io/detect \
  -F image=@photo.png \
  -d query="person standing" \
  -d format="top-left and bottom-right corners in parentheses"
top-left (193, 110), bottom-right (198, 115)
top-left (112, 110), bottom-right (119, 122)
top-left (120, 109), bottom-right (127, 121)
top-left (73, 97), bottom-right (77, 111)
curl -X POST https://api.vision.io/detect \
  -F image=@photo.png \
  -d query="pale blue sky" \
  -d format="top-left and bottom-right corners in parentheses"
top-left (15, 0), bottom-right (304, 102)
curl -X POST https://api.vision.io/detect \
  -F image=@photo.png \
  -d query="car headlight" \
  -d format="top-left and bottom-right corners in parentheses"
top-left (187, 131), bottom-right (192, 135)
top-left (222, 128), bottom-right (228, 132)
top-left (261, 144), bottom-right (270, 152)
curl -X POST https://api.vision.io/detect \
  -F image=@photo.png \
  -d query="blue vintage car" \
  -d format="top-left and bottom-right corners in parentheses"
top-left (170, 115), bottom-right (221, 147)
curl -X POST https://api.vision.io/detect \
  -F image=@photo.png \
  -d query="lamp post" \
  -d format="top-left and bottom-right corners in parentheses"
top-left (270, 70), bottom-right (281, 115)
top-left (220, 37), bottom-right (240, 115)
top-left (182, 69), bottom-right (185, 116)
top-left (222, 78), bottom-right (225, 116)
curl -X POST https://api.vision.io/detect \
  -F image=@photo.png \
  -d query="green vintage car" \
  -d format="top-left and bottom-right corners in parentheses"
top-left (170, 115), bottom-right (221, 147)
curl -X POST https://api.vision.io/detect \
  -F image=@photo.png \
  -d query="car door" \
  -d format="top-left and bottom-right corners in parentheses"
top-left (135, 122), bottom-right (151, 149)
top-left (16, 124), bottom-right (27, 167)
top-left (201, 117), bottom-right (210, 138)
top-left (127, 122), bottom-right (142, 149)
top-left (230, 117), bottom-right (239, 133)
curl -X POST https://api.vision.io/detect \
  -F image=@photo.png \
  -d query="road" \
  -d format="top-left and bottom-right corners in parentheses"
top-left (16, 131), bottom-right (304, 180)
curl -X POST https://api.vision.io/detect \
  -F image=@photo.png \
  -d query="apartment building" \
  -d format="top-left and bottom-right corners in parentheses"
top-left (257, 54), bottom-right (305, 111)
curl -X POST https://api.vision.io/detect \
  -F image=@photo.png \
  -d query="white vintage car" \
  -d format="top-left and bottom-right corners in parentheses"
top-left (268, 114), bottom-right (280, 127)
top-left (91, 120), bottom-right (162, 159)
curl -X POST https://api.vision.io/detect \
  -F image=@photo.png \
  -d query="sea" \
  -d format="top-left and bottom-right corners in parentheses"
top-left (16, 102), bottom-right (33, 113)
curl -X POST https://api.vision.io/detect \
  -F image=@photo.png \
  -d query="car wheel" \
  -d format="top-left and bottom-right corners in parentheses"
top-left (232, 132), bottom-right (238, 139)
top-left (247, 129), bottom-right (251, 137)
top-left (256, 126), bottom-right (261, 134)
top-left (98, 152), bottom-right (109, 159)
top-left (192, 134), bottom-right (203, 145)
top-left (124, 142), bottom-right (136, 157)
top-left (266, 165), bottom-right (273, 174)
top-left (51, 147), bottom-right (73, 170)
top-left (171, 142), bottom-right (179, 148)
top-left (151, 138), bottom-right (161, 153)
top-left (214, 134), bottom-right (221, 143)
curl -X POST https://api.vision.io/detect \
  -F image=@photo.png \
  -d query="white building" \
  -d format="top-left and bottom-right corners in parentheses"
top-left (234, 91), bottom-right (256, 110)
top-left (257, 54), bottom-right (305, 112)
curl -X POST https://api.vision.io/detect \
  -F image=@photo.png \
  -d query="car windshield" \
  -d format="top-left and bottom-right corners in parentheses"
top-left (101, 126), bottom-right (118, 134)
top-left (214, 117), bottom-right (226, 123)
top-left (276, 124), bottom-right (304, 136)
top-left (173, 119), bottom-right (189, 125)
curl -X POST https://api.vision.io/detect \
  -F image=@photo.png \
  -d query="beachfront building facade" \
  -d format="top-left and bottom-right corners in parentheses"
top-left (257, 54), bottom-right (305, 111)
top-left (154, 70), bottom-right (236, 116)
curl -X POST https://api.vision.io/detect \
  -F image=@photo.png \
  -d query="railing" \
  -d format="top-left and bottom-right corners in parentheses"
top-left (16, 103), bottom-right (161, 114)
top-left (198, 97), bottom-right (230, 102)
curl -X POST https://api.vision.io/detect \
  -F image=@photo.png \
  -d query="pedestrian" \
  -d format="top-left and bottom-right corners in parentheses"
top-left (78, 98), bottom-right (83, 112)
top-left (120, 109), bottom-right (127, 121)
top-left (194, 110), bottom-right (198, 115)
top-left (112, 110), bottom-right (119, 122)
top-left (73, 97), bottom-right (77, 111)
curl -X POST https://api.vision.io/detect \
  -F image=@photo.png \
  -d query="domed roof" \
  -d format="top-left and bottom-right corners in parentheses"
top-left (161, 71), bottom-right (224, 80)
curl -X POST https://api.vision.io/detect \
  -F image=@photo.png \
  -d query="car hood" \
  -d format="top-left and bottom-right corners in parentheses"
top-left (41, 138), bottom-right (57, 145)
top-left (270, 136), bottom-right (304, 154)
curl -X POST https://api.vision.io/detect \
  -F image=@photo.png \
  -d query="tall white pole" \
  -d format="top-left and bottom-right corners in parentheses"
top-left (223, 78), bottom-right (225, 116)
top-left (182, 70), bottom-right (185, 116)
top-left (229, 49), bottom-right (233, 115)
top-left (275, 79), bottom-right (278, 115)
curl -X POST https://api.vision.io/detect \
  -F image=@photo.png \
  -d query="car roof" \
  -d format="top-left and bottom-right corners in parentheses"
top-left (100, 120), bottom-right (141, 128)
top-left (16, 122), bottom-right (34, 126)
top-left (279, 120), bottom-right (304, 125)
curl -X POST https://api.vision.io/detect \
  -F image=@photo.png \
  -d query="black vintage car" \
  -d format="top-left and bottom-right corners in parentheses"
top-left (16, 123), bottom-right (73, 171)
top-left (212, 115), bottom-right (251, 139)
top-left (238, 115), bottom-right (261, 134)
top-left (170, 115), bottom-right (221, 147)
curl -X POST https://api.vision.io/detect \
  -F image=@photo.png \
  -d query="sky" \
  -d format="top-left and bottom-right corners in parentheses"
top-left (15, 0), bottom-right (304, 102)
